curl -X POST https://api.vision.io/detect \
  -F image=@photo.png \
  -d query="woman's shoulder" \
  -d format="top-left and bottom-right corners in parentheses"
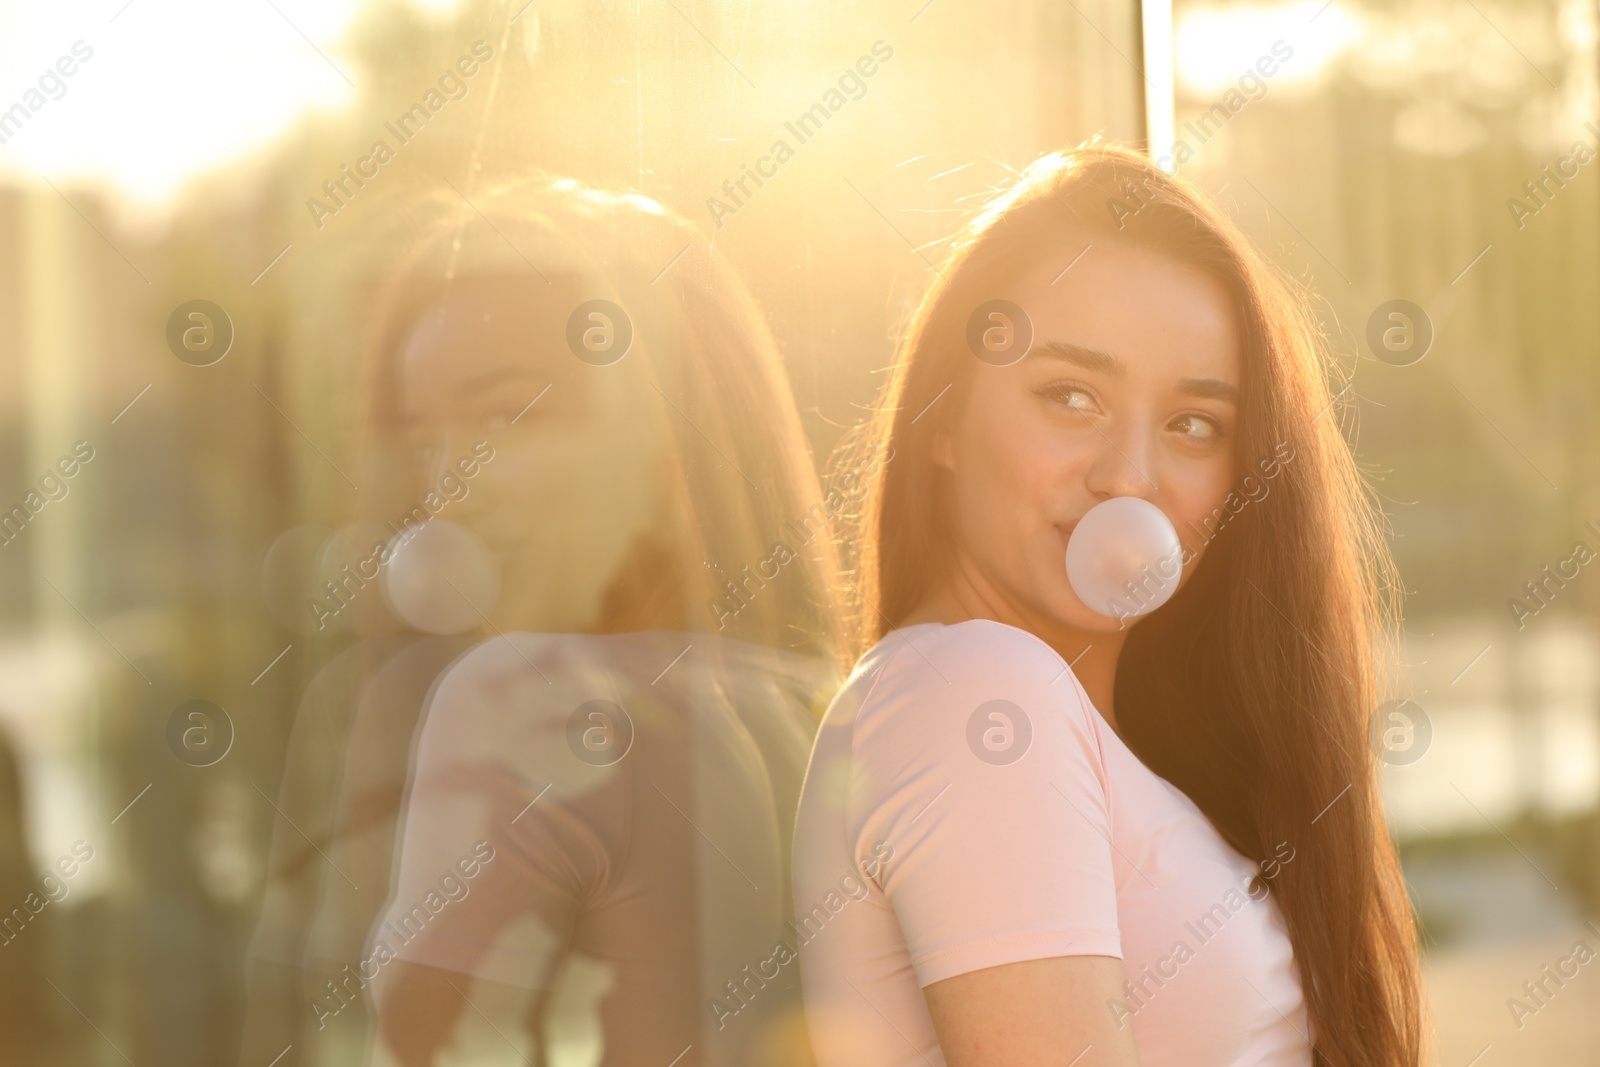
top-left (863, 618), bottom-right (1076, 690)
top-left (831, 618), bottom-right (1114, 835)
top-left (846, 618), bottom-right (1100, 745)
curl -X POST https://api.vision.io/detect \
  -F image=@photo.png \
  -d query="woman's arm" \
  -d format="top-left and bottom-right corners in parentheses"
top-left (924, 956), bottom-right (1139, 1067)
top-left (838, 624), bottom-right (1136, 1066)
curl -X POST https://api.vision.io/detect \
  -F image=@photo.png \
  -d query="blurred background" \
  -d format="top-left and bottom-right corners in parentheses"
top-left (0, 0), bottom-right (1595, 1063)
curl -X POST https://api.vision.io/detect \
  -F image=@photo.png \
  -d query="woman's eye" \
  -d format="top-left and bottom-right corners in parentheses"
top-left (1036, 381), bottom-right (1098, 412)
top-left (1170, 413), bottom-right (1225, 440)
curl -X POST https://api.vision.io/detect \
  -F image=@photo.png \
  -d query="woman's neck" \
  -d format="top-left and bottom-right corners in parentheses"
top-left (896, 563), bottom-right (1129, 732)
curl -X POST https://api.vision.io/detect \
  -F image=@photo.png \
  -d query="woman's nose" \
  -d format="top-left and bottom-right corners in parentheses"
top-left (417, 432), bottom-right (460, 487)
top-left (1082, 421), bottom-right (1157, 501)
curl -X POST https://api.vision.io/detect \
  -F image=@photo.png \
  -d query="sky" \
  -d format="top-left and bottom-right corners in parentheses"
top-left (0, 0), bottom-right (460, 213)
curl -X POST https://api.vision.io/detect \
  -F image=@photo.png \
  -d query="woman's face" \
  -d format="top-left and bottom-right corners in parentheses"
top-left (933, 240), bottom-right (1243, 632)
top-left (395, 276), bottom-right (659, 632)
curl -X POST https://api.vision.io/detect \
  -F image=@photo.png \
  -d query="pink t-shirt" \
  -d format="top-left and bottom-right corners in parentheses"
top-left (792, 620), bottom-right (1311, 1066)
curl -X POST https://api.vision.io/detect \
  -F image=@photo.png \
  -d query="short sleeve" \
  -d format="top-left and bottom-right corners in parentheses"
top-left (846, 621), bottom-right (1123, 988)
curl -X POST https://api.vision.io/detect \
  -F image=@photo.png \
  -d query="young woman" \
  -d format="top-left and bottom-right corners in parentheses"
top-left (792, 144), bottom-right (1424, 1066)
top-left (242, 175), bottom-right (845, 1067)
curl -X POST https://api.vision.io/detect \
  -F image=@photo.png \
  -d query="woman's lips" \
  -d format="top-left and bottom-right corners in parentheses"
top-left (1056, 520), bottom-right (1081, 548)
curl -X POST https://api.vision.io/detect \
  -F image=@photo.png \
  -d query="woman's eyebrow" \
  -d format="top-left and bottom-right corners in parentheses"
top-left (1177, 377), bottom-right (1239, 403)
top-left (1036, 340), bottom-right (1239, 404)
top-left (1033, 340), bottom-right (1122, 376)
top-left (453, 364), bottom-right (544, 398)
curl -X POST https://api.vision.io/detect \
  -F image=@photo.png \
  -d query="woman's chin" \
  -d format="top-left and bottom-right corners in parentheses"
top-left (1045, 593), bottom-right (1143, 634)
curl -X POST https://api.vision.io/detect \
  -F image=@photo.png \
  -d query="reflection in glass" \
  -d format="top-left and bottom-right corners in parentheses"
top-left (242, 177), bottom-right (844, 1067)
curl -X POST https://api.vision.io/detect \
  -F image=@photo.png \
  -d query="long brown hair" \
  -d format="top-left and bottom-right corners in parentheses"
top-left (837, 143), bottom-right (1423, 1066)
top-left (333, 174), bottom-right (846, 658)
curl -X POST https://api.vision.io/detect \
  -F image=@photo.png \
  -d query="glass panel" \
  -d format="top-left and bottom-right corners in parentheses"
top-left (0, 2), bottom-right (1142, 1065)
